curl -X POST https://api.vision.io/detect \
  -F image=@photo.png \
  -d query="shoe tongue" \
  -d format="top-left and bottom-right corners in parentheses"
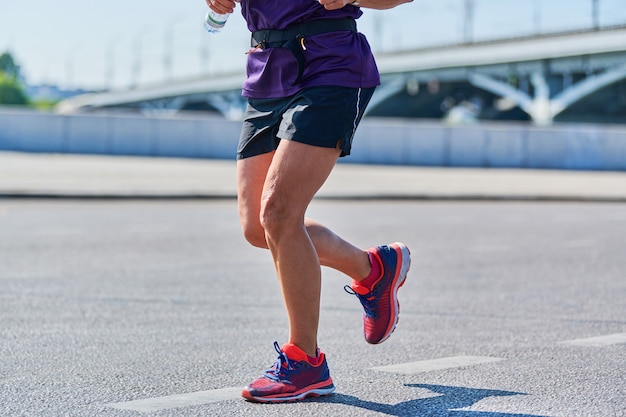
top-left (281, 343), bottom-right (310, 362)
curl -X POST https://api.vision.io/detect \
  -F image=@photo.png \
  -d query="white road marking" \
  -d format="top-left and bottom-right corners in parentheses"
top-left (106, 387), bottom-right (243, 413)
top-left (370, 356), bottom-right (505, 375)
top-left (106, 355), bottom-right (514, 411)
top-left (559, 333), bottom-right (626, 347)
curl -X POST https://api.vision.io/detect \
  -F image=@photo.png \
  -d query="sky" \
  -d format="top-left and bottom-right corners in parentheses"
top-left (1, 0), bottom-right (625, 91)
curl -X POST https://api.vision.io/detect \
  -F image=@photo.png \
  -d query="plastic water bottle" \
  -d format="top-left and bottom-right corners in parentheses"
top-left (204, 10), bottom-right (231, 33)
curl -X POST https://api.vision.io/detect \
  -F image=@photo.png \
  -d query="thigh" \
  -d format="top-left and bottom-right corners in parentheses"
top-left (262, 140), bottom-right (341, 221)
top-left (237, 151), bottom-right (274, 241)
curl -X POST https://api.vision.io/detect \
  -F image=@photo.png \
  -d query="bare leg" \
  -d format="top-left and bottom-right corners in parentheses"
top-left (305, 218), bottom-right (371, 280)
top-left (238, 154), bottom-right (371, 283)
top-left (260, 141), bottom-right (338, 357)
top-left (237, 141), bottom-right (370, 357)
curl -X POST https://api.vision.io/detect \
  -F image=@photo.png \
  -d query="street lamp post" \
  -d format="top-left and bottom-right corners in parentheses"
top-left (66, 43), bottom-right (79, 90)
top-left (463, 0), bottom-right (474, 44)
top-left (131, 36), bottom-right (142, 89)
top-left (105, 36), bottom-right (121, 91)
top-left (163, 17), bottom-right (184, 82)
top-left (533, 0), bottom-right (542, 35)
top-left (592, 0), bottom-right (600, 30)
top-left (200, 30), bottom-right (210, 74)
top-left (131, 26), bottom-right (152, 89)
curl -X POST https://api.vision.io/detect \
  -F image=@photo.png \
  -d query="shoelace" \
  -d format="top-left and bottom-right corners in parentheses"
top-left (263, 341), bottom-right (295, 383)
top-left (344, 285), bottom-right (378, 318)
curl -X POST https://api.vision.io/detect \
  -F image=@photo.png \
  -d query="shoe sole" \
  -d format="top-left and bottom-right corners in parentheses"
top-left (242, 381), bottom-right (335, 403)
top-left (369, 242), bottom-right (411, 344)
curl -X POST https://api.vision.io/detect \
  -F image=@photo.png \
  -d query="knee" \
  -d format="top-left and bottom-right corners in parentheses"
top-left (241, 221), bottom-right (268, 249)
top-left (241, 219), bottom-right (268, 249)
top-left (260, 196), bottom-right (299, 239)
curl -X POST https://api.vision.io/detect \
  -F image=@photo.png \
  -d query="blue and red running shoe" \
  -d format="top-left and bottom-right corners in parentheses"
top-left (346, 242), bottom-right (411, 344)
top-left (242, 342), bottom-right (335, 403)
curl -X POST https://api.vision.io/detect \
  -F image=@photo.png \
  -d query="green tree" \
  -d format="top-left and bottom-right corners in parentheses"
top-left (0, 73), bottom-right (29, 105)
top-left (0, 52), bottom-right (28, 105)
top-left (0, 52), bottom-right (22, 79)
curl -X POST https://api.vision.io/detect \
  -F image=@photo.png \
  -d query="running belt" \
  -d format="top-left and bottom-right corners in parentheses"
top-left (250, 18), bottom-right (358, 85)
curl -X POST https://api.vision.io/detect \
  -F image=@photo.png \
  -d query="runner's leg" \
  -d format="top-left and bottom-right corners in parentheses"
top-left (237, 155), bottom-right (371, 283)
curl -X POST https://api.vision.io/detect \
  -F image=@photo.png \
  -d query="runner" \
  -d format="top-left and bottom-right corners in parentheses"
top-left (204, 0), bottom-right (413, 403)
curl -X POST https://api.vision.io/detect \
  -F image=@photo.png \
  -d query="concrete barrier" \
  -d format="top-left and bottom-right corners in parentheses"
top-left (349, 117), bottom-right (626, 171)
top-left (0, 109), bottom-right (241, 160)
top-left (0, 108), bottom-right (624, 170)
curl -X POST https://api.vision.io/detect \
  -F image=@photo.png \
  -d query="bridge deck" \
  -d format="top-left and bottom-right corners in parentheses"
top-left (57, 27), bottom-right (626, 115)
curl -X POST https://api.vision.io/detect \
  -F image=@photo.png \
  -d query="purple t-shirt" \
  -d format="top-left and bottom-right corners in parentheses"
top-left (239, 0), bottom-right (380, 98)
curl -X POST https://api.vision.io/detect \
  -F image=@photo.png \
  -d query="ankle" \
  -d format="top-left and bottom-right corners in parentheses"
top-left (307, 349), bottom-right (321, 366)
top-left (283, 342), bottom-right (320, 365)
top-left (356, 251), bottom-right (382, 290)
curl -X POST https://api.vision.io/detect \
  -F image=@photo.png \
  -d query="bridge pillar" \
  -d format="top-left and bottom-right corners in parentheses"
top-left (528, 72), bottom-right (552, 125)
top-left (470, 63), bottom-right (626, 125)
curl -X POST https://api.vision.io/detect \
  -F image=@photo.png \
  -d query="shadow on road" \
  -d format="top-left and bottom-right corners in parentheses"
top-left (313, 383), bottom-right (548, 417)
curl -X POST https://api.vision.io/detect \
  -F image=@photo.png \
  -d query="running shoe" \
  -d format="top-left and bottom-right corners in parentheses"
top-left (345, 242), bottom-right (411, 344)
top-left (242, 341), bottom-right (335, 403)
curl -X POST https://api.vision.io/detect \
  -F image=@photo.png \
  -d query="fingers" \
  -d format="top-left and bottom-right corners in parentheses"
top-left (206, 0), bottom-right (237, 14)
top-left (317, 0), bottom-right (349, 11)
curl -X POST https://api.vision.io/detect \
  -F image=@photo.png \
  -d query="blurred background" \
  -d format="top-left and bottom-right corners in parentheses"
top-left (1, 0), bottom-right (625, 169)
top-left (4, 0), bottom-right (624, 89)
top-left (1, 0), bottom-right (625, 118)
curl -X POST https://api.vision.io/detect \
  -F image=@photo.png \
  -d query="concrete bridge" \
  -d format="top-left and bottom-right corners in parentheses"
top-left (57, 26), bottom-right (626, 125)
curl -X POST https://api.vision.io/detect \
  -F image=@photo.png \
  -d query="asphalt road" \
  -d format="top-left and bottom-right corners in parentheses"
top-left (1, 199), bottom-right (625, 417)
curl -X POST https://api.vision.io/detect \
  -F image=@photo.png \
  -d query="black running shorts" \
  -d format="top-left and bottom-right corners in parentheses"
top-left (237, 86), bottom-right (376, 159)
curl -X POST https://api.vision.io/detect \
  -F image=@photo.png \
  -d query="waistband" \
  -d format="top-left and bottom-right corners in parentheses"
top-left (251, 18), bottom-right (357, 48)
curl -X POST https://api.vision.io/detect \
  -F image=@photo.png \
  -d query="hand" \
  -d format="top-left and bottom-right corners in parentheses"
top-left (317, 0), bottom-right (353, 11)
top-left (319, 0), bottom-right (415, 10)
top-left (205, 0), bottom-right (238, 14)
